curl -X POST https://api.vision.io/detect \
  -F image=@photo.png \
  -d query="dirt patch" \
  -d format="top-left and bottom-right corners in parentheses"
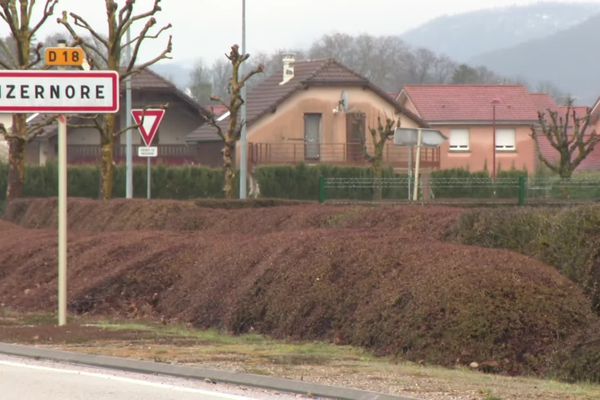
top-left (0, 198), bottom-right (598, 380)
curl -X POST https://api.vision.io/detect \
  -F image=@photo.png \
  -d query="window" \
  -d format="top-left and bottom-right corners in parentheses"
top-left (496, 128), bottom-right (515, 151)
top-left (449, 129), bottom-right (469, 151)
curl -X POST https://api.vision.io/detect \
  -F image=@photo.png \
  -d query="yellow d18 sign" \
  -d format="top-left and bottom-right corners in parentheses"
top-left (45, 47), bottom-right (85, 67)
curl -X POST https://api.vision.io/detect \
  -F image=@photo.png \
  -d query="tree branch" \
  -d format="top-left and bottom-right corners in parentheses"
top-left (29, 0), bottom-right (57, 39)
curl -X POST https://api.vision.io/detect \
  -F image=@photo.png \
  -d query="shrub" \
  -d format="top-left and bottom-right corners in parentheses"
top-left (450, 205), bottom-right (600, 313)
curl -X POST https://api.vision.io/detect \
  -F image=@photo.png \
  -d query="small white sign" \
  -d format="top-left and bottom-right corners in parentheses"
top-left (138, 146), bottom-right (158, 158)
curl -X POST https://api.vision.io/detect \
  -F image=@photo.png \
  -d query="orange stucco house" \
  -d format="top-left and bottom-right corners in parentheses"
top-left (397, 85), bottom-right (546, 176)
top-left (187, 57), bottom-right (437, 170)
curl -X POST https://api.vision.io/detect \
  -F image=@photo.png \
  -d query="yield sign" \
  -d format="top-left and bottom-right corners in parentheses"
top-left (131, 108), bottom-right (165, 146)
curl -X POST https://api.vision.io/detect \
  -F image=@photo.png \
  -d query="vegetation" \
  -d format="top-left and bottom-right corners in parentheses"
top-left (0, 0), bottom-right (59, 201)
top-left (363, 116), bottom-right (399, 200)
top-left (58, 0), bottom-right (172, 200)
top-left (531, 101), bottom-right (600, 179)
top-left (202, 45), bottom-right (263, 199)
top-left (450, 205), bottom-right (600, 314)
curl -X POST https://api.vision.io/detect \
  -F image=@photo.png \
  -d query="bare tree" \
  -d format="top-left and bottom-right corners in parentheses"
top-left (58, 0), bottom-right (172, 200)
top-left (531, 100), bottom-right (600, 179)
top-left (188, 59), bottom-right (212, 104)
top-left (204, 45), bottom-right (263, 199)
top-left (0, 0), bottom-right (59, 201)
top-left (363, 115), bottom-right (399, 200)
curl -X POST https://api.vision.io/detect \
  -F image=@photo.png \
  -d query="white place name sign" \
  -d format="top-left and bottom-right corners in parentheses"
top-left (0, 70), bottom-right (119, 114)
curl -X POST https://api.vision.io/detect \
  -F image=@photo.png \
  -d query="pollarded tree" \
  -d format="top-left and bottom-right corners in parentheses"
top-left (364, 115), bottom-right (399, 201)
top-left (0, 0), bottom-right (60, 201)
top-left (204, 45), bottom-right (263, 199)
top-left (531, 101), bottom-right (600, 179)
top-left (58, 0), bottom-right (172, 200)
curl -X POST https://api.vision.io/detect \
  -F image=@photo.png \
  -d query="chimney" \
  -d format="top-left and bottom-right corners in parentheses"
top-left (280, 54), bottom-right (295, 85)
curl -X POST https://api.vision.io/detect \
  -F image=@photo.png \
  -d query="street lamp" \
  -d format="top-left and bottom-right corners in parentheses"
top-left (239, 0), bottom-right (248, 199)
top-left (491, 97), bottom-right (501, 180)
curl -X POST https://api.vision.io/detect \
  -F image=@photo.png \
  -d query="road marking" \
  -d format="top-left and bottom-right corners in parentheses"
top-left (0, 359), bottom-right (255, 400)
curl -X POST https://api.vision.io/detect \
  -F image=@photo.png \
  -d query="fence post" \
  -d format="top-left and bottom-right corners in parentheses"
top-left (319, 176), bottom-right (326, 204)
top-left (518, 176), bottom-right (527, 206)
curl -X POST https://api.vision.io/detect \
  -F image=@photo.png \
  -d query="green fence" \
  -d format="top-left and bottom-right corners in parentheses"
top-left (319, 176), bottom-right (600, 205)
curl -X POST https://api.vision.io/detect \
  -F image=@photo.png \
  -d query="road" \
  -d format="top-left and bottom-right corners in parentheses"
top-left (0, 355), bottom-right (310, 400)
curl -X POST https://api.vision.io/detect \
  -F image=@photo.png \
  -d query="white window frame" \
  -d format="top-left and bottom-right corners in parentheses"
top-left (495, 128), bottom-right (516, 151)
top-left (449, 129), bottom-right (470, 151)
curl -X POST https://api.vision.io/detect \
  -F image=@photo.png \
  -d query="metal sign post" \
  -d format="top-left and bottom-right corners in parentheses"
top-left (57, 114), bottom-right (67, 326)
top-left (0, 51), bottom-right (120, 326)
top-left (131, 109), bottom-right (165, 200)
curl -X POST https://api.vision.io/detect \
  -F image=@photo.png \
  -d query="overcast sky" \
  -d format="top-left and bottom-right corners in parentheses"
top-left (2, 0), bottom-right (599, 68)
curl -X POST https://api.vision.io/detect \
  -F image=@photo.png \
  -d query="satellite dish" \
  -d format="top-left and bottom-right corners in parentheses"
top-left (339, 91), bottom-right (349, 112)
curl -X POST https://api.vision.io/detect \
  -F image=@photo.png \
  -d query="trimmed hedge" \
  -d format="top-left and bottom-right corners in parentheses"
top-left (0, 163), bottom-right (388, 201)
top-left (450, 205), bottom-right (600, 314)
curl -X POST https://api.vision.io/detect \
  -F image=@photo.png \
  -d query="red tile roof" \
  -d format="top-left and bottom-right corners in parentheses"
top-left (530, 93), bottom-right (558, 114)
top-left (401, 85), bottom-right (540, 123)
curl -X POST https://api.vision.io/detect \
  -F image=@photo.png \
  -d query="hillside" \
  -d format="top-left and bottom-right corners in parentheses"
top-left (0, 198), bottom-right (598, 381)
top-left (402, 2), bottom-right (600, 61)
top-left (470, 12), bottom-right (600, 104)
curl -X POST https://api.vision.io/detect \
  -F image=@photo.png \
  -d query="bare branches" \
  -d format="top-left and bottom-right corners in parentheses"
top-left (24, 41), bottom-right (42, 68)
top-left (25, 115), bottom-right (59, 141)
top-left (29, 0), bottom-right (57, 39)
top-left (66, 11), bottom-right (109, 48)
top-left (532, 105), bottom-right (599, 178)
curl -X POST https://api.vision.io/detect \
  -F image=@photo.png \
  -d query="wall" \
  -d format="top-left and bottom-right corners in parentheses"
top-left (437, 125), bottom-right (536, 174)
top-left (242, 86), bottom-right (420, 165)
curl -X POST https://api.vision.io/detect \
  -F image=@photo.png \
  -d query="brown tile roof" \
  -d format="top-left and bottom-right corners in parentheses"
top-left (187, 59), bottom-right (425, 142)
top-left (401, 85), bottom-right (540, 123)
top-left (127, 68), bottom-right (209, 118)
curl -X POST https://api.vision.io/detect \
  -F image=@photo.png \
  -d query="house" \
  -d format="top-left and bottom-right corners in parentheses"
top-left (26, 68), bottom-right (210, 166)
top-left (397, 85), bottom-right (544, 175)
top-left (187, 57), bottom-right (435, 170)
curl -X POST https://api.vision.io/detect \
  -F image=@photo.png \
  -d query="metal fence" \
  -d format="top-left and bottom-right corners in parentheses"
top-left (319, 176), bottom-right (600, 205)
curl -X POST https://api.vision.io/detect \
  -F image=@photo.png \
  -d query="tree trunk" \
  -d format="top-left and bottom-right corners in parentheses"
top-left (372, 144), bottom-right (385, 201)
top-left (99, 115), bottom-right (116, 200)
top-left (6, 114), bottom-right (28, 202)
top-left (222, 138), bottom-right (236, 199)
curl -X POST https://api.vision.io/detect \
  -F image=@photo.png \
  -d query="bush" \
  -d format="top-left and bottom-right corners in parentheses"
top-left (450, 205), bottom-right (600, 313)
top-left (255, 164), bottom-right (409, 201)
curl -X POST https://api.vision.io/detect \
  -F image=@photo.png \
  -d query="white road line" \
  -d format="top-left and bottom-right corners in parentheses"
top-left (0, 359), bottom-right (256, 400)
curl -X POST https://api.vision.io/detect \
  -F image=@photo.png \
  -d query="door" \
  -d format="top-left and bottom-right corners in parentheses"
top-left (346, 113), bottom-right (366, 162)
top-left (304, 113), bottom-right (321, 161)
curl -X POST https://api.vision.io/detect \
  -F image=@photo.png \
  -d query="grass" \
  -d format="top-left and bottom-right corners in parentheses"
top-left (2, 311), bottom-right (600, 400)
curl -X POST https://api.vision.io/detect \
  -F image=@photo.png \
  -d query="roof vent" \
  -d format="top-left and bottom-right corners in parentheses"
top-left (280, 54), bottom-right (295, 85)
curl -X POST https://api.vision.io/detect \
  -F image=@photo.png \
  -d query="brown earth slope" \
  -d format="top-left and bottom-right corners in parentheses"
top-left (0, 198), bottom-right (596, 378)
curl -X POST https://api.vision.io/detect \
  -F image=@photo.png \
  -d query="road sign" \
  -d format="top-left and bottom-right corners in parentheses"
top-left (45, 47), bottom-right (85, 67)
top-left (0, 70), bottom-right (119, 113)
top-left (131, 109), bottom-right (165, 147)
top-left (137, 146), bottom-right (158, 157)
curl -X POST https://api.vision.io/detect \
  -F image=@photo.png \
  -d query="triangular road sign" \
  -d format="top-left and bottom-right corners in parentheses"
top-left (131, 109), bottom-right (166, 147)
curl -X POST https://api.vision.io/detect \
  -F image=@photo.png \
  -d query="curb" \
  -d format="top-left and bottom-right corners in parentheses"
top-left (0, 342), bottom-right (415, 400)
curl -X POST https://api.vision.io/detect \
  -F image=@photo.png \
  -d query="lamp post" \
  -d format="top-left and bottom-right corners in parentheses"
top-left (491, 98), bottom-right (501, 180)
top-left (239, 0), bottom-right (248, 199)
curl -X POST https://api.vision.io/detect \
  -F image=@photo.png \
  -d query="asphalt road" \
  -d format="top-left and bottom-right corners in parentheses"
top-left (0, 355), bottom-right (306, 400)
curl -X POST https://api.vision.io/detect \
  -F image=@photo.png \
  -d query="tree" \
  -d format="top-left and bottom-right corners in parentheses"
top-left (363, 115), bottom-right (399, 200)
top-left (531, 100), bottom-right (600, 179)
top-left (0, 0), bottom-right (59, 201)
top-left (58, 0), bottom-right (172, 200)
top-left (204, 45), bottom-right (262, 199)
top-left (188, 59), bottom-right (212, 104)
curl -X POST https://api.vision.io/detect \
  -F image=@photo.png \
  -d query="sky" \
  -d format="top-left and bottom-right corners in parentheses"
top-left (2, 0), bottom-right (599, 68)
